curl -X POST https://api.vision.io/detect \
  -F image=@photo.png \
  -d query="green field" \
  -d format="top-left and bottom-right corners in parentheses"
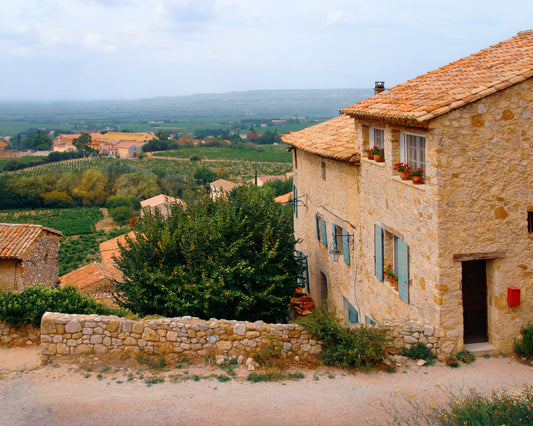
top-left (9, 154), bottom-right (292, 183)
top-left (153, 145), bottom-right (291, 163)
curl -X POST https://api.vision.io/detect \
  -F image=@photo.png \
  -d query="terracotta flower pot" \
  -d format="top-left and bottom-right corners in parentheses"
top-left (373, 154), bottom-right (384, 162)
top-left (400, 171), bottom-right (410, 180)
top-left (411, 175), bottom-right (424, 184)
top-left (365, 151), bottom-right (373, 159)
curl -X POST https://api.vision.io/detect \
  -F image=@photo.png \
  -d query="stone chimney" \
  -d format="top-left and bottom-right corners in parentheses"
top-left (374, 81), bottom-right (385, 95)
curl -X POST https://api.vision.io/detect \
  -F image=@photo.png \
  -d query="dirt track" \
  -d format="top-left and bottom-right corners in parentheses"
top-left (0, 346), bottom-right (532, 425)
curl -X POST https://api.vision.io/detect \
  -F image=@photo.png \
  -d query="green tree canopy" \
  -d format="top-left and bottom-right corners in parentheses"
top-left (115, 186), bottom-right (301, 322)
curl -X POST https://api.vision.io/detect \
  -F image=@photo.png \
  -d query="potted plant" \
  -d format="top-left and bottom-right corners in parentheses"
top-left (363, 148), bottom-right (373, 159)
top-left (371, 146), bottom-right (385, 162)
top-left (409, 168), bottom-right (424, 184)
top-left (384, 264), bottom-right (398, 290)
top-left (393, 162), bottom-right (411, 180)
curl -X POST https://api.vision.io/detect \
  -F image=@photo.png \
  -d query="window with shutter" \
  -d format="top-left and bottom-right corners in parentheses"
top-left (396, 239), bottom-right (409, 303)
top-left (293, 185), bottom-right (298, 217)
top-left (342, 296), bottom-right (359, 324)
top-left (374, 225), bottom-right (384, 280)
top-left (320, 217), bottom-right (327, 247)
top-left (342, 228), bottom-right (351, 265)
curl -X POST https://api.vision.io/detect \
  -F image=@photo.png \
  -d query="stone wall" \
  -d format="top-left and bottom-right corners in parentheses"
top-left (22, 232), bottom-right (61, 290)
top-left (0, 322), bottom-right (40, 345)
top-left (40, 313), bottom-right (322, 360)
top-left (39, 313), bottom-right (443, 360)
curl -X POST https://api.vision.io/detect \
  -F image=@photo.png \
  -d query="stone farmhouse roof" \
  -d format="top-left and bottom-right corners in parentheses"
top-left (99, 231), bottom-right (136, 265)
top-left (140, 194), bottom-right (185, 209)
top-left (282, 115), bottom-right (359, 162)
top-left (59, 262), bottom-right (123, 290)
top-left (210, 178), bottom-right (242, 193)
top-left (0, 223), bottom-right (62, 260)
top-left (341, 30), bottom-right (533, 127)
top-left (274, 192), bottom-right (292, 203)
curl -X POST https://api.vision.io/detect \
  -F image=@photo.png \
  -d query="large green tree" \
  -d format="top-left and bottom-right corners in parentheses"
top-left (115, 186), bottom-right (301, 322)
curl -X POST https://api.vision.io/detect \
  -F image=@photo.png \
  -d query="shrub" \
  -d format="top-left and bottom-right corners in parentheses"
top-left (401, 342), bottom-right (436, 364)
top-left (0, 285), bottom-right (126, 327)
top-left (515, 324), bottom-right (533, 358)
top-left (297, 304), bottom-right (390, 369)
top-left (456, 349), bottom-right (476, 364)
top-left (253, 334), bottom-right (286, 370)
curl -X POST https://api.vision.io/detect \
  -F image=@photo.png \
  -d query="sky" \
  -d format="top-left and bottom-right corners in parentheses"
top-left (0, 0), bottom-right (531, 101)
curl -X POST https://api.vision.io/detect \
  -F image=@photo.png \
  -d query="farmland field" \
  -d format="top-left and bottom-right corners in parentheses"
top-left (153, 145), bottom-right (292, 163)
top-left (10, 154), bottom-right (292, 183)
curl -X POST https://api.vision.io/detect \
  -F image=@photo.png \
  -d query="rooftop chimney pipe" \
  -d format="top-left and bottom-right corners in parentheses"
top-left (374, 81), bottom-right (385, 95)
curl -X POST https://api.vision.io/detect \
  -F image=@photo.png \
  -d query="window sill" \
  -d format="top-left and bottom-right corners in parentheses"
top-left (362, 158), bottom-right (386, 167)
top-left (392, 176), bottom-right (426, 191)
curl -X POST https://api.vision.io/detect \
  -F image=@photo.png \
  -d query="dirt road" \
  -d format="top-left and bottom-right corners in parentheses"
top-left (0, 346), bottom-right (531, 425)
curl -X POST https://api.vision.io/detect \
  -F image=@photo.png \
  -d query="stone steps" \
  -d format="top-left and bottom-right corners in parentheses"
top-left (464, 342), bottom-right (500, 357)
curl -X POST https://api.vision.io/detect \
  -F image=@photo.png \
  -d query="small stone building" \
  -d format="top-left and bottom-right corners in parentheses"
top-left (0, 223), bottom-right (62, 291)
top-left (283, 31), bottom-right (533, 356)
top-left (140, 194), bottom-right (185, 217)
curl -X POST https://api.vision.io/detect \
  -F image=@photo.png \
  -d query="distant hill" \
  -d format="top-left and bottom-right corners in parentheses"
top-left (0, 89), bottom-right (374, 121)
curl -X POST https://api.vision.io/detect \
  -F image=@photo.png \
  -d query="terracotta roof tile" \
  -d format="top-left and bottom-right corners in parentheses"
top-left (99, 231), bottom-right (136, 265)
top-left (209, 179), bottom-right (242, 193)
top-left (140, 194), bottom-right (185, 209)
top-left (274, 192), bottom-right (292, 203)
top-left (0, 223), bottom-right (62, 260)
top-left (282, 115), bottom-right (359, 162)
top-left (59, 262), bottom-right (123, 290)
top-left (341, 31), bottom-right (533, 125)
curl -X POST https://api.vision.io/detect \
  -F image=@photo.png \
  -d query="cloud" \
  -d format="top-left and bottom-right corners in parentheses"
top-left (326, 8), bottom-right (344, 25)
top-left (152, 0), bottom-right (216, 31)
top-left (83, 33), bottom-right (117, 53)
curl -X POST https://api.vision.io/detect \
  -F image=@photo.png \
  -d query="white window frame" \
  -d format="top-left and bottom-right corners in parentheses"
top-left (401, 132), bottom-right (426, 173)
top-left (369, 127), bottom-right (385, 151)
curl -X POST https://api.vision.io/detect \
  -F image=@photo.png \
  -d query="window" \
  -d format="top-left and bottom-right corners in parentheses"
top-left (293, 149), bottom-right (298, 169)
top-left (293, 185), bottom-right (298, 218)
top-left (375, 224), bottom-right (409, 303)
top-left (321, 161), bottom-right (326, 180)
top-left (332, 224), bottom-right (351, 265)
top-left (342, 296), bottom-right (359, 324)
top-left (528, 211), bottom-right (533, 233)
top-left (401, 133), bottom-right (426, 173)
top-left (369, 127), bottom-right (385, 151)
top-left (315, 214), bottom-right (327, 247)
top-left (296, 251), bottom-right (309, 293)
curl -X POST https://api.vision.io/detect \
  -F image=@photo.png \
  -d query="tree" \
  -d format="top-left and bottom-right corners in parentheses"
top-left (72, 132), bottom-right (96, 155)
top-left (114, 172), bottom-right (160, 199)
top-left (115, 186), bottom-right (302, 322)
top-left (72, 169), bottom-right (107, 206)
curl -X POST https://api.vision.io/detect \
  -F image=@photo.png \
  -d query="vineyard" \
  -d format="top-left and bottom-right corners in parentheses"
top-left (153, 146), bottom-right (292, 163)
top-left (9, 156), bottom-right (292, 183)
top-left (0, 207), bottom-right (103, 236)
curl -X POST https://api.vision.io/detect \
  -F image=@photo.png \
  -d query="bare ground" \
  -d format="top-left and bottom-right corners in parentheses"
top-left (0, 346), bottom-right (532, 425)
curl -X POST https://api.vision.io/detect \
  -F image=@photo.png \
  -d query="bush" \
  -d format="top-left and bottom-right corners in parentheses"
top-left (253, 334), bottom-right (286, 370)
top-left (297, 304), bottom-right (390, 369)
top-left (109, 205), bottom-right (134, 225)
top-left (401, 342), bottom-right (436, 364)
top-left (0, 285), bottom-right (125, 327)
top-left (515, 324), bottom-right (533, 358)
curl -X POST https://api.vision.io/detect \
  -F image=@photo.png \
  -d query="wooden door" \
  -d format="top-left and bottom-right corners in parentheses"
top-left (462, 260), bottom-right (488, 343)
top-left (319, 272), bottom-right (328, 302)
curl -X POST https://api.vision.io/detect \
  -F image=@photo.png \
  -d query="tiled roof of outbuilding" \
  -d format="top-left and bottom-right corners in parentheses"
top-left (99, 231), bottom-right (136, 265)
top-left (0, 223), bottom-right (62, 260)
top-left (341, 31), bottom-right (533, 126)
top-left (59, 262), bottom-right (123, 290)
top-left (282, 115), bottom-right (359, 162)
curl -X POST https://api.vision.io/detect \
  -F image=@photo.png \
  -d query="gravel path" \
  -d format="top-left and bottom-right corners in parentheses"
top-left (0, 346), bottom-right (532, 425)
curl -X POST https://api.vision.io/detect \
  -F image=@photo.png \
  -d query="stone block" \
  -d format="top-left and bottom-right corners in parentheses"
top-left (111, 338), bottom-right (123, 346)
top-left (41, 320), bottom-right (57, 335)
top-left (107, 320), bottom-right (120, 333)
top-left (65, 319), bottom-right (82, 333)
top-left (82, 328), bottom-right (93, 335)
top-left (132, 323), bottom-right (144, 334)
top-left (142, 327), bottom-right (160, 342)
top-left (40, 335), bottom-right (52, 343)
top-left (424, 326), bottom-right (434, 337)
top-left (90, 335), bottom-right (103, 344)
top-left (216, 340), bottom-right (232, 351)
top-left (187, 330), bottom-right (196, 338)
top-left (234, 323), bottom-right (246, 336)
top-left (246, 331), bottom-right (260, 339)
top-left (283, 342), bottom-right (292, 351)
top-left (52, 335), bottom-right (63, 343)
top-left (123, 337), bottom-right (137, 346)
top-left (94, 327), bottom-right (104, 335)
top-left (74, 344), bottom-right (92, 355)
top-left (404, 335), bottom-right (417, 344)
top-left (167, 331), bottom-right (178, 341)
top-left (103, 337), bottom-right (111, 346)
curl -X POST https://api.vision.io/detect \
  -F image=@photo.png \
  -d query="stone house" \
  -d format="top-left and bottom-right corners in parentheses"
top-left (140, 194), bottom-right (185, 217)
top-left (283, 31), bottom-right (533, 356)
top-left (209, 178), bottom-right (242, 200)
top-left (0, 223), bottom-right (62, 291)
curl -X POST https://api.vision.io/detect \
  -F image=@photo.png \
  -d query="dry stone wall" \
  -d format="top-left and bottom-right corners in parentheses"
top-left (0, 322), bottom-right (40, 345)
top-left (39, 313), bottom-right (442, 360)
top-left (40, 313), bottom-right (322, 360)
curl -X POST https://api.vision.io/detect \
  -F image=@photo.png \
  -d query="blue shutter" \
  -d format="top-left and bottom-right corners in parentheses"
top-left (321, 218), bottom-right (327, 247)
top-left (303, 256), bottom-right (309, 293)
top-left (374, 225), bottom-right (384, 281)
top-left (348, 303), bottom-right (358, 324)
top-left (331, 224), bottom-right (337, 251)
top-left (397, 239), bottom-right (409, 303)
top-left (342, 229), bottom-right (350, 265)
top-left (365, 316), bottom-right (373, 325)
top-left (293, 185), bottom-right (298, 218)
top-left (315, 214), bottom-right (320, 241)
